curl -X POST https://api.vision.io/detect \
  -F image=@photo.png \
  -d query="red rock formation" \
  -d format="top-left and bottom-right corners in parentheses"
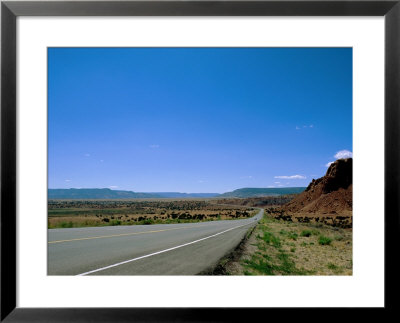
top-left (281, 158), bottom-right (352, 215)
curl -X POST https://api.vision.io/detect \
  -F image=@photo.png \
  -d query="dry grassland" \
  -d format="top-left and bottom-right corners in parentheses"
top-left (222, 212), bottom-right (352, 275)
top-left (48, 199), bottom-right (257, 228)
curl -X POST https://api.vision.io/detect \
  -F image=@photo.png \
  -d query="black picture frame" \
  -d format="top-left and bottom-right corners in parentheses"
top-left (1, 0), bottom-right (399, 321)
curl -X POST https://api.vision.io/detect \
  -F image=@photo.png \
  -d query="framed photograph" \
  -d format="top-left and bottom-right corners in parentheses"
top-left (1, 0), bottom-right (399, 321)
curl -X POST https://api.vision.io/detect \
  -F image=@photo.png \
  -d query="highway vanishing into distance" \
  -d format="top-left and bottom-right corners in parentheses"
top-left (48, 209), bottom-right (264, 275)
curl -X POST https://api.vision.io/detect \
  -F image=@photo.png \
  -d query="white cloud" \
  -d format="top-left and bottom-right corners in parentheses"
top-left (274, 182), bottom-right (280, 184)
top-left (296, 125), bottom-right (314, 130)
top-left (268, 185), bottom-right (275, 188)
top-left (198, 180), bottom-right (207, 183)
top-left (240, 175), bottom-right (253, 179)
top-left (65, 179), bottom-right (71, 182)
top-left (323, 150), bottom-right (352, 168)
top-left (274, 175), bottom-right (306, 179)
top-left (334, 150), bottom-right (353, 159)
top-left (149, 144), bottom-right (160, 149)
top-left (109, 186), bottom-right (118, 189)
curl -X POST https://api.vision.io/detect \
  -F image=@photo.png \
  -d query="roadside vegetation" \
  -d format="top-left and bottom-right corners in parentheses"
top-left (48, 199), bottom-right (258, 229)
top-left (221, 211), bottom-right (352, 275)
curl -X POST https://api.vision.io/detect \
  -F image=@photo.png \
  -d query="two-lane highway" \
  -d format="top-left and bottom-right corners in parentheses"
top-left (48, 209), bottom-right (263, 275)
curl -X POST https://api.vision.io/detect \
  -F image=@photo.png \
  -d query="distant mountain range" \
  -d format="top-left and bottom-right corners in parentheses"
top-left (48, 187), bottom-right (306, 199)
top-left (48, 189), bottom-right (219, 199)
top-left (218, 187), bottom-right (306, 198)
top-left (48, 189), bottom-right (157, 199)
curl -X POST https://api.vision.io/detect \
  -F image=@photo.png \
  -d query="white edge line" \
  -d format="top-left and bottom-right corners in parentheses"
top-left (76, 221), bottom-right (255, 276)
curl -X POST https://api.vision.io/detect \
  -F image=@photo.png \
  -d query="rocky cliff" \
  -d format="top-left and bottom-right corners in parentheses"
top-left (280, 158), bottom-right (352, 215)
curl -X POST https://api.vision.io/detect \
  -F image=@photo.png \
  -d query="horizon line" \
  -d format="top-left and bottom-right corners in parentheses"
top-left (48, 186), bottom-right (307, 194)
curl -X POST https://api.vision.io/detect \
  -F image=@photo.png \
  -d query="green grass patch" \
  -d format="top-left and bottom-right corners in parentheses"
top-left (60, 221), bottom-right (73, 228)
top-left (244, 250), bottom-right (307, 275)
top-left (327, 262), bottom-right (343, 274)
top-left (243, 258), bottom-right (275, 275)
top-left (318, 235), bottom-right (332, 245)
top-left (261, 232), bottom-right (281, 248)
top-left (301, 230), bottom-right (312, 237)
top-left (110, 219), bottom-right (122, 226)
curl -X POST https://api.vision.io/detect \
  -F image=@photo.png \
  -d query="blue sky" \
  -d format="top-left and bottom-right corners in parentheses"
top-left (48, 48), bottom-right (352, 193)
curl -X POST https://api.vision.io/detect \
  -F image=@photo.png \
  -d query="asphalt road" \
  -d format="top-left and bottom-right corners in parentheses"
top-left (48, 209), bottom-right (263, 275)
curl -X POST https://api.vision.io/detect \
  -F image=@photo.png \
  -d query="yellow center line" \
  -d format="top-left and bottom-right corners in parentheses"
top-left (48, 223), bottom-right (210, 244)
